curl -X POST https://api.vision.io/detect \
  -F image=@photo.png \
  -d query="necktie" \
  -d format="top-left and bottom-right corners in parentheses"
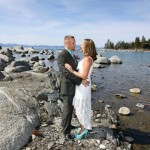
top-left (71, 53), bottom-right (77, 64)
top-left (66, 49), bottom-right (77, 64)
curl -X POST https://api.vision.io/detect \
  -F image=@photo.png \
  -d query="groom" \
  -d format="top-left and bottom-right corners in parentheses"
top-left (57, 35), bottom-right (89, 139)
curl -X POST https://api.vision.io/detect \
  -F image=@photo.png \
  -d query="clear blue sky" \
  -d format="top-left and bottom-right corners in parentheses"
top-left (0, 0), bottom-right (150, 47)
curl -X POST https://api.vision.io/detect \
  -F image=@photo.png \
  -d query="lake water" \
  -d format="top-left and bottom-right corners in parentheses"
top-left (91, 50), bottom-right (150, 111)
top-left (14, 49), bottom-right (150, 111)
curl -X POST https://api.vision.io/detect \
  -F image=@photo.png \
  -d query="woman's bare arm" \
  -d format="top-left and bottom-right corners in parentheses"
top-left (65, 57), bottom-right (92, 80)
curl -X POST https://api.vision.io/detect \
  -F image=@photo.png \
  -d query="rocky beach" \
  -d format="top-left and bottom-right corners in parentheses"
top-left (0, 46), bottom-right (150, 150)
top-left (0, 70), bottom-right (132, 150)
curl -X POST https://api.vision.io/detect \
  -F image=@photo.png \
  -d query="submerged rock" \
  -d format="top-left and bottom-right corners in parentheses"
top-left (129, 88), bottom-right (141, 94)
top-left (136, 103), bottom-right (145, 109)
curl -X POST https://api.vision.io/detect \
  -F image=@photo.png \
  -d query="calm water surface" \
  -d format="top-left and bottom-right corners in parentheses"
top-left (15, 49), bottom-right (150, 110)
top-left (92, 50), bottom-right (150, 111)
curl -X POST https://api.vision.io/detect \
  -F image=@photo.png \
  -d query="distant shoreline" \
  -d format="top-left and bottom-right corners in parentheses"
top-left (101, 48), bottom-right (150, 52)
top-left (1, 44), bottom-right (150, 52)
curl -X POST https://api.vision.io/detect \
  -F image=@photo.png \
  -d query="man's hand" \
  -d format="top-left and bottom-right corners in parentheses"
top-left (81, 79), bottom-right (90, 87)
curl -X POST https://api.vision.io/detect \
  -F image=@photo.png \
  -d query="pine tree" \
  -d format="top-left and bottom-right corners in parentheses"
top-left (141, 36), bottom-right (146, 48)
top-left (104, 39), bottom-right (114, 49)
top-left (134, 37), bottom-right (140, 49)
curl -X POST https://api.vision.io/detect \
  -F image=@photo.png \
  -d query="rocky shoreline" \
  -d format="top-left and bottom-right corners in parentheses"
top-left (0, 70), bottom-right (133, 150)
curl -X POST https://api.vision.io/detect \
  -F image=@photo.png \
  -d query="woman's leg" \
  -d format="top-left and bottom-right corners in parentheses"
top-left (79, 124), bottom-right (86, 134)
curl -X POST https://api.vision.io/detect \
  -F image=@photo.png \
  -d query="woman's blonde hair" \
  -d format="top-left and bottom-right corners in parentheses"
top-left (83, 39), bottom-right (97, 61)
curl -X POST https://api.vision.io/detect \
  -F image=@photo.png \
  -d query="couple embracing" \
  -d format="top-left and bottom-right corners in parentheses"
top-left (57, 35), bottom-right (97, 140)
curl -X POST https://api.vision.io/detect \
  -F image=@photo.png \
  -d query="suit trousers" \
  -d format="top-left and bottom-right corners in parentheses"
top-left (61, 95), bottom-right (74, 134)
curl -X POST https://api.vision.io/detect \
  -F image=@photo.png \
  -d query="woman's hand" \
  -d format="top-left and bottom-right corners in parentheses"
top-left (65, 63), bottom-right (74, 73)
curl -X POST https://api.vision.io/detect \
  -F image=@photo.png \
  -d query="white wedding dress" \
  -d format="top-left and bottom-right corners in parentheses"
top-left (73, 58), bottom-right (93, 130)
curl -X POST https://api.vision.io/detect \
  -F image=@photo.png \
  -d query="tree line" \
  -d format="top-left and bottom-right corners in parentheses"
top-left (104, 36), bottom-right (150, 50)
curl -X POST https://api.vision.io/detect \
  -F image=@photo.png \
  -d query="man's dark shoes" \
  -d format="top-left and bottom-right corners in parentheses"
top-left (63, 133), bottom-right (74, 140)
top-left (65, 134), bottom-right (74, 140)
top-left (69, 125), bottom-right (77, 129)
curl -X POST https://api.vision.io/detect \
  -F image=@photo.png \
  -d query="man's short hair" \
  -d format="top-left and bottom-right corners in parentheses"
top-left (64, 35), bottom-right (74, 42)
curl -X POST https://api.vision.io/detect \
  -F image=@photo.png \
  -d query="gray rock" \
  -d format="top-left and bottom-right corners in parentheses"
top-left (5, 60), bottom-right (31, 73)
top-left (20, 53), bottom-right (26, 57)
top-left (94, 57), bottom-right (111, 64)
top-left (48, 70), bottom-right (61, 91)
top-left (48, 52), bottom-right (55, 60)
top-left (11, 60), bottom-right (31, 69)
top-left (0, 87), bottom-right (39, 150)
top-left (0, 47), bottom-right (13, 57)
top-left (47, 142), bottom-right (55, 149)
top-left (27, 48), bottom-right (39, 54)
top-left (115, 94), bottom-right (126, 99)
top-left (0, 53), bottom-right (13, 64)
top-left (136, 103), bottom-right (145, 109)
top-left (0, 61), bottom-right (6, 71)
top-left (118, 107), bottom-right (130, 115)
top-left (0, 71), bottom-right (5, 80)
top-left (44, 100), bottom-right (62, 117)
top-left (30, 56), bottom-right (39, 62)
top-left (129, 88), bottom-right (141, 94)
top-left (107, 132), bottom-right (120, 145)
top-left (125, 136), bottom-right (134, 143)
top-left (13, 46), bottom-right (24, 54)
top-left (105, 105), bottom-right (119, 125)
top-left (93, 63), bottom-right (104, 68)
top-left (109, 55), bottom-right (122, 64)
top-left (4, 66), bottom-right (16, 73)
top-left (36, 93), bottom-right (48, 102)
top-left (91, 84), bottom-right (97, 91)
top-left (99, 144), bottom-right (106, 149)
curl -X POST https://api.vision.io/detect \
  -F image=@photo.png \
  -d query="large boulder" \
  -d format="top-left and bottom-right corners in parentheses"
top-left (0, 87), bottom-right (39, 150)
top-left (13, 46), bottom-right (24, 54)
top-left (48, 52), bottom-right (55, 60)
top-left (109, 55), bottom-right (122, 64)
top-left (0, 54), bottom-right (14, 64)
top-left (11, 60), bottom-right (31, 69)
top-left (94, 57), bottom-right (111, 64)
top-left (47, 69), bottom-right (61, 91)
top-left (0, 47), bottom-right (13, 57)
top-left (4, 60), bottom-right (31, 73)
top-left (27, 47), bottom-right (39, 54)
top-left (93, 63), bottom-right (105, 68)
top-left (30, 56), bottom-right (39, 62)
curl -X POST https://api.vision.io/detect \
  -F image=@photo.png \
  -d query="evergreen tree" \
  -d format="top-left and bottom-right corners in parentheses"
top-left (104, 39), bottom-right (114, 49)
top-left (141, 36), bottom-right (146, 43)
top-left (130, 42), bottom-right (134, 49)
top-left (141, 36), bottom-right (146, 48)
top-left (134, 37), bottom-right (140, 49)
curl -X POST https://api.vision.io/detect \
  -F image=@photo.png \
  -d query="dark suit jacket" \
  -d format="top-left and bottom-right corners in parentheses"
top-left (57, 49), bottom-right (82, 96)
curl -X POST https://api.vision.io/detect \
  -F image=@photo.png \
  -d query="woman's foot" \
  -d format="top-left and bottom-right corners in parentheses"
top-left (77, 127), bottom-right (92, 133)
top-left (77, 127), bottom-right (81, 133)
top-left (74, 129), bottom-right (88, 140)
